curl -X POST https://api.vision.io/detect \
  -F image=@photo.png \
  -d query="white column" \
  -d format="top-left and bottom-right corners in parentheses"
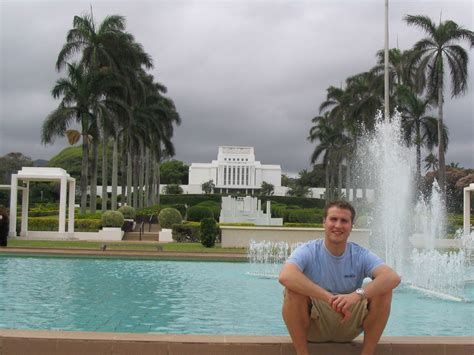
top-left (464, 187), bottom-right (471, 235)
top-left (266, 201), bottom-right (271, 225)
top-left (20, 182), bottom-right (29, 237)
top-left (8, 174), bottom-right (18, 238)
top-left (59, 177), bottom-right (67, 233)
top-left (68, 180), bottom-right (75, 236)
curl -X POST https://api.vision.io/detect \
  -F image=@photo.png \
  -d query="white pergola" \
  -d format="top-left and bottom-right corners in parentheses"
top-left (464, 183), bottom-right (474, 235)
top-left (8, 167), bottom-right (76, 238)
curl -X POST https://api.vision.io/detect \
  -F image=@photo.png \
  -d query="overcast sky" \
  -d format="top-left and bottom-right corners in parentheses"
top-left (1, 0), bottom-right (473, 174)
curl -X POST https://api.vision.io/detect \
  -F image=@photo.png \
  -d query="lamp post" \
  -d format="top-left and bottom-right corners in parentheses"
top-left (384, 0), bottom-right (390, 120)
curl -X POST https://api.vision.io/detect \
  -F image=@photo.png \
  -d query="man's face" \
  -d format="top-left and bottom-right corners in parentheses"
top-left (323, 207), bottom-right (353, 245)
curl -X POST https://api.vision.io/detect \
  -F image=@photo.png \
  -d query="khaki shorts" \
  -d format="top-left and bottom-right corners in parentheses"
top-left (307, 298), bottom-right (368, 343)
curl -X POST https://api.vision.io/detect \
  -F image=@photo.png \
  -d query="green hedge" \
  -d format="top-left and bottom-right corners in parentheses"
top-left (172, 222), bottom-right (201, 242)
top-left (261, 196), bottom-right (325, 209)
top-left (284, 223), bottom-right (324, 228)
top-left (17, 217), bottom-right (102, 232)
top-left (187, 206), bottom-right (214, 222)
top-left (287, 209), bottom-right (323, 224)
top-left (159, 194), bottom-right (222, 206)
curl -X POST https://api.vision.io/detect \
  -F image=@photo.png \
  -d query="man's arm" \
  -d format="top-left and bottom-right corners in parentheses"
top-left (278, 263), bottom-right (333, 303)
top-left (330, 265), bottom-right (401, 322)
top-left (361, 264), bottom-right (401, 299)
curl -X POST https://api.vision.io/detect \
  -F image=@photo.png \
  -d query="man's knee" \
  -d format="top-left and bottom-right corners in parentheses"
top-left (284, 288), bottom-right (310, 304)
top-left (368, 290), bottom-right (392, 311)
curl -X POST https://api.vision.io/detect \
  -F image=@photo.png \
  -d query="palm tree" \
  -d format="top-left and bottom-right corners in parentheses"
top-left (395, 84), bottom-right (448, 185)
top-left (42, 63), bottom-right (102, 213)
top-left (308, 113), bottom-right (349, 202)
top-left (404, 15), bottom-right (474, 196)
top-left (424, 152), bottom-right (439, 172)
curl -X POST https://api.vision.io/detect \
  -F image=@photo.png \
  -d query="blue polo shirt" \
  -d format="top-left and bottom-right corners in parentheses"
top-left (286, 239), bottom-right (384, 294)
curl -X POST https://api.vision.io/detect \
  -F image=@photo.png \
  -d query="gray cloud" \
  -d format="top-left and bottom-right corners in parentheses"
top-left (1, 0), bottom-right (472, 174)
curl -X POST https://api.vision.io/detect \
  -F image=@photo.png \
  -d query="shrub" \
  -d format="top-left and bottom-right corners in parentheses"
top-left (163, 184), bottom-right (183, 195)
top-left (101, 211), bottom-right (124, 228)
top-left (195, 201), bottom-right (221, 220)
top-left (74, 219), bottom-right (102, 232)
top-left (158, 208), bottom-right (182, 229)
top-left (118, 205), bottom-right (136, 219)
top-left (187, 206), bottom-right (214, 222)
top-left (166, 204), bottom-right (187, 218)
top-left (287, 209), bottom-right (321, 224)
top-left (200, 218), bottom-right (218, 248)
top-left (172, 222), bottom-right (201, 242)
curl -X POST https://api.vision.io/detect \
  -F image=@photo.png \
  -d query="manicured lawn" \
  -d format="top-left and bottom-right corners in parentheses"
top-left (7, 240), bottom-right (247, 254)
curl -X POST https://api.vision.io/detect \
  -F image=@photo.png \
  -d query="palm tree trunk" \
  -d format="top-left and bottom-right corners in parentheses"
top-left (325, 163), bottom-right (330, 203)
top-left (127, 144), bottom-right (133, 206)
top-left (80, 130), bottom-right (89, 214)
top-left (338, 161), bottom-right (343, 198)
top-left (145, 148), bottom-right (151, 207)
top-left (90, 139), bottom-right (98, 213)
top-left (437, 79), bottom-right (446, 197)
top-left (345, 158), bottom-right (351, 201)
top-left (120, 143), bottom-right (127, 207)
top-left (156, 160), bottom-right (161, 205)
top-left (133, 153), bottom-right (139, 208)
top-left (101, 130), bottom-right (108, 212)
top-left (111, 132), bottom-right (118, 210)
top-left (138, 141), bottom-right (145, 208)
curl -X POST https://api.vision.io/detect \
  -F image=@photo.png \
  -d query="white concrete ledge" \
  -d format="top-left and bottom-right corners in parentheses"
top-left (221, 226), bottom-right (371, 248)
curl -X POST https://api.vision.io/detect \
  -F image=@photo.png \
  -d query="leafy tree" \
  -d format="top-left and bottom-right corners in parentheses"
top-left (163, 184), bottom-right (183, 195)
top-left (260, 181), bottom-right (274, 196)
top-left (405, 14), bottom-right (474, 196)
top-left (201, 180), bottom-right (215, 194)
top-left (160, 160), bottom-right (189, 184)
top-left (281, 174), bottom-right (293, 187)
top-left (0, 152), bottom-right (33, 184)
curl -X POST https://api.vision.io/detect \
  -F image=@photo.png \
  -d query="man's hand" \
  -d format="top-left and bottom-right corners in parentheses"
top-left (329, 292), bottom-right (361, 324)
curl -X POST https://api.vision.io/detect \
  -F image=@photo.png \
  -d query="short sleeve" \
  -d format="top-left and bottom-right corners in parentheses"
top-left (363, 250), bottom-right (385, 278)
top-left (286, 244), bottom-right (312, 273)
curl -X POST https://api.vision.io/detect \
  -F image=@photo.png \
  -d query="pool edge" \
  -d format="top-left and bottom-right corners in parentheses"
top-left (0, 330), bottom-right (473, 354)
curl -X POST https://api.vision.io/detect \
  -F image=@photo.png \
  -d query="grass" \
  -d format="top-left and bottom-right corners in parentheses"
top-left (6, 239), bottom-right (247, 254)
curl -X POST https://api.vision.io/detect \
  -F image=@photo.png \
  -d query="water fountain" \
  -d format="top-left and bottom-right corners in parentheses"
top-left (248, 111), bottom-right (472, 302)
top-left (356, 111), bottom-right (471, 301)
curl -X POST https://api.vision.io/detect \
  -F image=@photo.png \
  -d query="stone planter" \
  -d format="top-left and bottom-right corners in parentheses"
top-left (98, 227), bottom-right (124, 241)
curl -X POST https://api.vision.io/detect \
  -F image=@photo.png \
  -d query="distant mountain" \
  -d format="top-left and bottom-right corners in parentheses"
top-left (33, 159), bottom-right (48, 167)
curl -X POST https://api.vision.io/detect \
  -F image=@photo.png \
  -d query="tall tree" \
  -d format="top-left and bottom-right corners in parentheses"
top-left (42, 63), bottom-right (103, 213)
top-left (395, 84), bottom-right (448, 185)
top-left (405, 14), bottom-right (474, 196)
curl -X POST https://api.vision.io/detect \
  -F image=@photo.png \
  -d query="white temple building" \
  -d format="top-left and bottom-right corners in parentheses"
top-left (188, 146), bottom-right (282, 194)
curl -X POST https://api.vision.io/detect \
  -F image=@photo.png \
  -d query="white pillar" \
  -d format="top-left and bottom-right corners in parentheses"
top-left (20, 182), bottom-right (29, 237)
top-left (58, 177), bottom-right (67, 233)
top-left (464, 186), bottom-right (471, 235)
top-left (266, 201), bottom-right (271, 225)
top-left (68, 180), bottom-right (75, 236)
top-left (8, 174), bottom-right (18, 238)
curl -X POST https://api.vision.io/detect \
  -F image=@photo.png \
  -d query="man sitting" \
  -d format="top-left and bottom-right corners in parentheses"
top-left (279, 200), bottom-right (401, 355)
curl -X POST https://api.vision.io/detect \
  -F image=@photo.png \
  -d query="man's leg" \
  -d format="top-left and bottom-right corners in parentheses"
top-left (362, 291), bottom-right (392, 355)
top-left (282, 288), bottom-right (311, 355)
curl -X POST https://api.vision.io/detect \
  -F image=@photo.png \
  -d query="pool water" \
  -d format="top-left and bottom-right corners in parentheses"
top-left (0, 255), bottom-right (473, 336)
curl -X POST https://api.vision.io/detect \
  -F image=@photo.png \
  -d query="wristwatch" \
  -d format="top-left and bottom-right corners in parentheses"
top-left (355, 288), bottom-right (366, 300)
